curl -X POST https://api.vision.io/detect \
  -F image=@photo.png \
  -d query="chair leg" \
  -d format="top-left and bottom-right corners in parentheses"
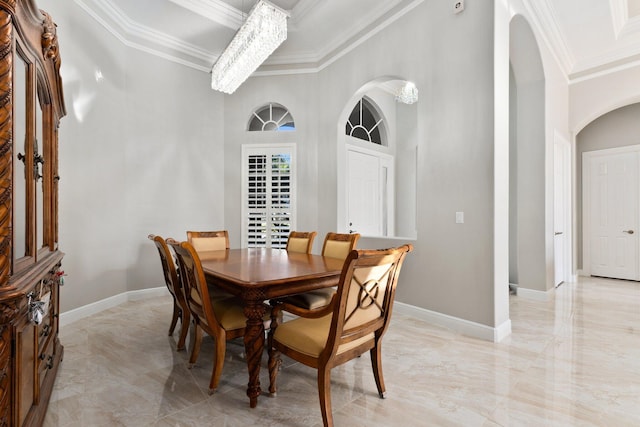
top-left (168, 300), bottom-right (180, 336)
top-left (208, 333), bottom-right (227, 395)
top-left (318, 366), bottom-right (333, 427)
top-left (176, 308), bottom-right (190, 351)
top-left (188, 322), bottom-right (202, 368)
top-left (267, 345), bottom-right (281, 395)
top-left (370, 343), bottom-right (386, 398)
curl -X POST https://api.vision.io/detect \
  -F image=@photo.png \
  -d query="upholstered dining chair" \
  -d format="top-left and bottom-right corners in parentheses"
top-left (280, 232), bottom-right (360, 310)
top-left (186, 230), bottom-right (233, 300)
top-left (267, 244), bottom-right (413, 427)
top-left (168, 239), bottom-right (270, 394)
top-left (186, 230), bottom-right (229, 252)
top-left (285, 231), bottom-right (317, 254)
top-left (148, 234), bottom-right (190, 351)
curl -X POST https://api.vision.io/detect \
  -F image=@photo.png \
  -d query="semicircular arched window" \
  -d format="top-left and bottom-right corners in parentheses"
top-left (248, 103), bottom-right (295, 131)
top-left (345, 97), bottom-right (385, 145)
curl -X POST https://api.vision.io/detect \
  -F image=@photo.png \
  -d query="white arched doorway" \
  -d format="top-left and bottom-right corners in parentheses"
top-left (509, 15), bottom-right (554, 296)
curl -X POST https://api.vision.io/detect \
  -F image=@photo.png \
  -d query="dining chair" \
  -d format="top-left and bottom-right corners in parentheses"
top-left (186, 230), bottom-right (229, 252)
top-left (186, 230), bottom-right (233, 300)
top-left (267, 244), bottom-right (413, 427)
top-left (280, 232), bottom-right (361, 310)
top-left (285, 231), bottom-right (317, 254)
top-left (168, 239), bottom-right (271, 394)
top-left (148, 234), bottom-right (190, 351)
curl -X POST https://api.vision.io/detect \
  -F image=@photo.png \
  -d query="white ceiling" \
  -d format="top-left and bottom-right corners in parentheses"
top-left (74, 0), bottom-right (640, 82)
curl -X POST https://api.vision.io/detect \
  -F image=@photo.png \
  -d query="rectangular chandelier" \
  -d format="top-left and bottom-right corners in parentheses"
top-left (211, 0), bottom-right (289, 94)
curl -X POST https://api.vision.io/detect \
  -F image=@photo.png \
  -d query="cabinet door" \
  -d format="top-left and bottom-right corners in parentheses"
top-left (15, 319), bottom-right (36, 426)
top-left (12, 52), bottom-right (28, 269)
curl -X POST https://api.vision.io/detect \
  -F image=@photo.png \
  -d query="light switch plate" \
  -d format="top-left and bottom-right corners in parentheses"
top-left (456, 212), bottom-right (464, 223)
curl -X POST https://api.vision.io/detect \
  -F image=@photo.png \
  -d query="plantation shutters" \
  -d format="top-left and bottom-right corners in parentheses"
top-left (242, 144), bottom-right (296, 248)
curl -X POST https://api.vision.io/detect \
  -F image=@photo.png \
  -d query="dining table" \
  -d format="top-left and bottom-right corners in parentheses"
top-left (198, 248), bottom-right (345, 408)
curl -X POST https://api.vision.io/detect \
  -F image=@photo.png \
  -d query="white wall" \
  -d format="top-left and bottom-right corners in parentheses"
top-left (40, 0), bottom-right (226, 312)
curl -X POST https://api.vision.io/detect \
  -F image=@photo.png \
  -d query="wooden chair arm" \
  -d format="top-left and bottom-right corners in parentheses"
top-left (278, 293), bottom-right (336, 319)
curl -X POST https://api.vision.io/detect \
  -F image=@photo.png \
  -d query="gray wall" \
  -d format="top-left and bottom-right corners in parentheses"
top-left (223, 1), bottom-right (499, 326)
top-left (42, 1), bottom-right (509, 329)
top-left (42, 0), bottom-right (226, 312)
top-left (509, 15), bottom-right (549, 292)
top-left (575, 102), bottom-right (640, 268)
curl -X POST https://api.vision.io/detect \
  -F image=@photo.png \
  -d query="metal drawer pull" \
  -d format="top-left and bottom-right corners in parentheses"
top-left (623, 230), bottom-right (635, 234)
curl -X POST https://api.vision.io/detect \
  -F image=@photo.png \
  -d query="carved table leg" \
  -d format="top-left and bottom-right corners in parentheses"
top-left (242, 290), bottom-right (266, 408)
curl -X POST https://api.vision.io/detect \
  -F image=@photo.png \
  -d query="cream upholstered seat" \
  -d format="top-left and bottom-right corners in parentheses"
top-left (168, 239), bottom-right (270, 394)
top-left (267, 244), bottom-right (413, 427)
top-left (285, 231), bottom-right (317, 254)
top-left (148, 234), bottom-right (190, 351)
top-left (186, 230), bottom-right (233, 300)
top-left (282, 232), bottom-right (360, 310)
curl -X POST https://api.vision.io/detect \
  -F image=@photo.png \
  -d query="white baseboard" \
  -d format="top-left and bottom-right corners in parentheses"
top-left (516, 286), bottom-right (554, 301)
top-left (61, 289), bottom-right (513, 343)
top-left (394, 301), bottom-right (512, 343)
top-left (59, 287), bottom-right (168, 328)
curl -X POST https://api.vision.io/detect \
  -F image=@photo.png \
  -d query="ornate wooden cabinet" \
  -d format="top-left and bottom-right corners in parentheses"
top-left (0, 0), bottom-right (65, 425)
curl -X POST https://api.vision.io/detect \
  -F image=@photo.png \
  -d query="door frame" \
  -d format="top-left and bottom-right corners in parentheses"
top-left (582, 144), bottom-right (640, 278)
top-left (553, 132), bottom-right (571, 286)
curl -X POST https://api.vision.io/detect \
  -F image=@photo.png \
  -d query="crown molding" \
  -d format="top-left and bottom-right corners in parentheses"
top-left (611, 0), bottom-right (640, 39)
top-left (75, 0), bottom-right (215, 71)
top-left (167, 0), bottom-right (242, 30)
top-left (521, 0), bottom-right (574, 77)
top-left (75, 0), bottom-right (422, 76)
top-left (569, 45), bottom-right (640, 81)
top-left (611, 0), bottom-right (628, 36)
top-left (264, 0), bottom-right (422, 73)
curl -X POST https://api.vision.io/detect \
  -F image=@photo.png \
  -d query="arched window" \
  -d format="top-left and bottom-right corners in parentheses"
top-left (345, 97), bottom-right (385, 145)
top-left (248, 103), bottom-right (295, 131)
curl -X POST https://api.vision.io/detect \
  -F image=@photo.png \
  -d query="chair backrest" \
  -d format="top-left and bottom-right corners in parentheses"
top-left (286, 231), bottom-right (317, 254)
top-left (324, 245), bottom-right (413, 357)
top-left (186, 230), bottom-right (230, 252)
top-left (148, 234), bottom-right (185, 306)
top-left (168, 239), bottom-right (222, 335)
top-left (321, 232), bottom-right (361, 260)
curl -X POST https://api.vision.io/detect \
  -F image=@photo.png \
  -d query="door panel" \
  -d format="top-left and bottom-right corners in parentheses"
top-left (347, 149), bottom-right (380, 236)
top-left (587, 150), bottom-right (639, 280)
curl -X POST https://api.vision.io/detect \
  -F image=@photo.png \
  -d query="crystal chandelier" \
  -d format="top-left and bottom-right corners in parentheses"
top-left (211, 0), bottom-right (289, 94)
top-left (395, 81), bottom-right (419, 104)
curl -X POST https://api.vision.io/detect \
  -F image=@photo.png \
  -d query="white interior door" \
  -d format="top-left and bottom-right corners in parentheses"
top-left (553, 138), bottom-right (569, 286)
top-left (347, 149), bottom-right (380, 235)
top-left (585, 148), bottom-right (639, 281)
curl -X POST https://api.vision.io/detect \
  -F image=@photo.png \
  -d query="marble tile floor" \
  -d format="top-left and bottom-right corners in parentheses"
top-left (44, 276), bottom-right (639, 426)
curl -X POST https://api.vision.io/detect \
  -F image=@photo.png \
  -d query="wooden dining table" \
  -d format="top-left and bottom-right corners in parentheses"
top-left (199, 248), bottom-right (345, 408)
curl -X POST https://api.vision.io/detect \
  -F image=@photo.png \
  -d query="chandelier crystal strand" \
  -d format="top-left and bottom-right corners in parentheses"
top-left (395, 81), bottom-right (419, 104)
top-left (211, 0), bottom-right (289, 94)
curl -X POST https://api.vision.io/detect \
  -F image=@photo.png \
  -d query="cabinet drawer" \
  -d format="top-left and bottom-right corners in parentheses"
top-left (37, 314), bottom-right (54, 356)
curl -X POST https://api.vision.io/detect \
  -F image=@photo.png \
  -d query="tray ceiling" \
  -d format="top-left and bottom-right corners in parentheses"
top-left (74, 0), bottom-right (640, 82)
